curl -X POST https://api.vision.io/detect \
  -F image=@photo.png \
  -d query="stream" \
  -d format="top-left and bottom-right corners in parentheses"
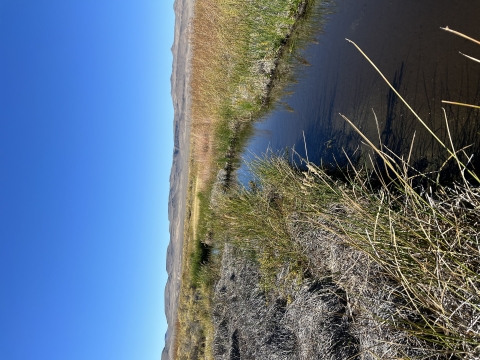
top-left (239, 0), bottom-right (480, 181)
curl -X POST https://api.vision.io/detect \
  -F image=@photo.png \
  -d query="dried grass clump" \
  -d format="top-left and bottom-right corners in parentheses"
top-left (212, 244), bottom-right (359, 360)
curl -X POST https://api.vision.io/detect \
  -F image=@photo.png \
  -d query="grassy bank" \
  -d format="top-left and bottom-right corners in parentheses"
top-left (190, 0), bottom-right (330, 190)
top-left (174, 0), bottom-right (328, 358)
top-left (216, 149), bottom-right (480, 356)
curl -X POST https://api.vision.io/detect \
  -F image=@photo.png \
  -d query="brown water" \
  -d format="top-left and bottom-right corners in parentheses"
top-left (240, 0), bottom-right (480, 179)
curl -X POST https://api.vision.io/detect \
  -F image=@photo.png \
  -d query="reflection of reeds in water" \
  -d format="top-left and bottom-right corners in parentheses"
top-left (320, 34), bottom-right (480, 177)
top-left (347, 32), bottom-right (480, 170)
top-left (306, 27), bottom-right (480, 176)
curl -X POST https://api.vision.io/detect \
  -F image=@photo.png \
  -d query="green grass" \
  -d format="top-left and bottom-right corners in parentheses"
top-left (175, 0), bottom-right (330, 358)
top-left (188, 0), bottom-right (330, 282)
top-left (192, 0), bottom-right (331, 250)
top-left (210, 35), bottom-right (480, 357)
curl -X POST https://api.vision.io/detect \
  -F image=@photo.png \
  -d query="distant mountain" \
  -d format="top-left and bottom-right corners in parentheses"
top-left (163, 0), bottom-right (194, 359)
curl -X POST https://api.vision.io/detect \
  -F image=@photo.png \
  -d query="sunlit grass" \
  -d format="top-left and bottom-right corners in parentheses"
top-left (174, 0), bottom-right (324, 358)
top-left (213, 31), bottom-right (480, 356)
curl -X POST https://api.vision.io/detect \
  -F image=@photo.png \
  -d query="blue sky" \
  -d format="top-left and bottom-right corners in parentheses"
top-left (0, 1), bottom-right (174, 359)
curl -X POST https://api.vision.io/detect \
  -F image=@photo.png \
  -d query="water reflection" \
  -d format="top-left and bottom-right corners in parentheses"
top-left (239, 0), bottom-right (480, 183)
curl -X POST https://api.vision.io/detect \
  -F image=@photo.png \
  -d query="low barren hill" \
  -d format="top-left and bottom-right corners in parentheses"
top-left (163, 0), bottom-right (194, 359)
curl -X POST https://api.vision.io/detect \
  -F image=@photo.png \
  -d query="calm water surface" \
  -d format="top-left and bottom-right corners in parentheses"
top-left (239, 0), bottom-right (480, 181)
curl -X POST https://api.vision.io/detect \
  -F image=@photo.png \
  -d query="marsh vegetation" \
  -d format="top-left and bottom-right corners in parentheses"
top-left (174, 0), bottom-right (327, 358)
top-left (174, 0), bottom-right (480, 358)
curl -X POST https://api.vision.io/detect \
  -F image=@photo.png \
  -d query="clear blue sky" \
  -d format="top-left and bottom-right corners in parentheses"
top-left (0, 1), bottom-right (174, 359)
